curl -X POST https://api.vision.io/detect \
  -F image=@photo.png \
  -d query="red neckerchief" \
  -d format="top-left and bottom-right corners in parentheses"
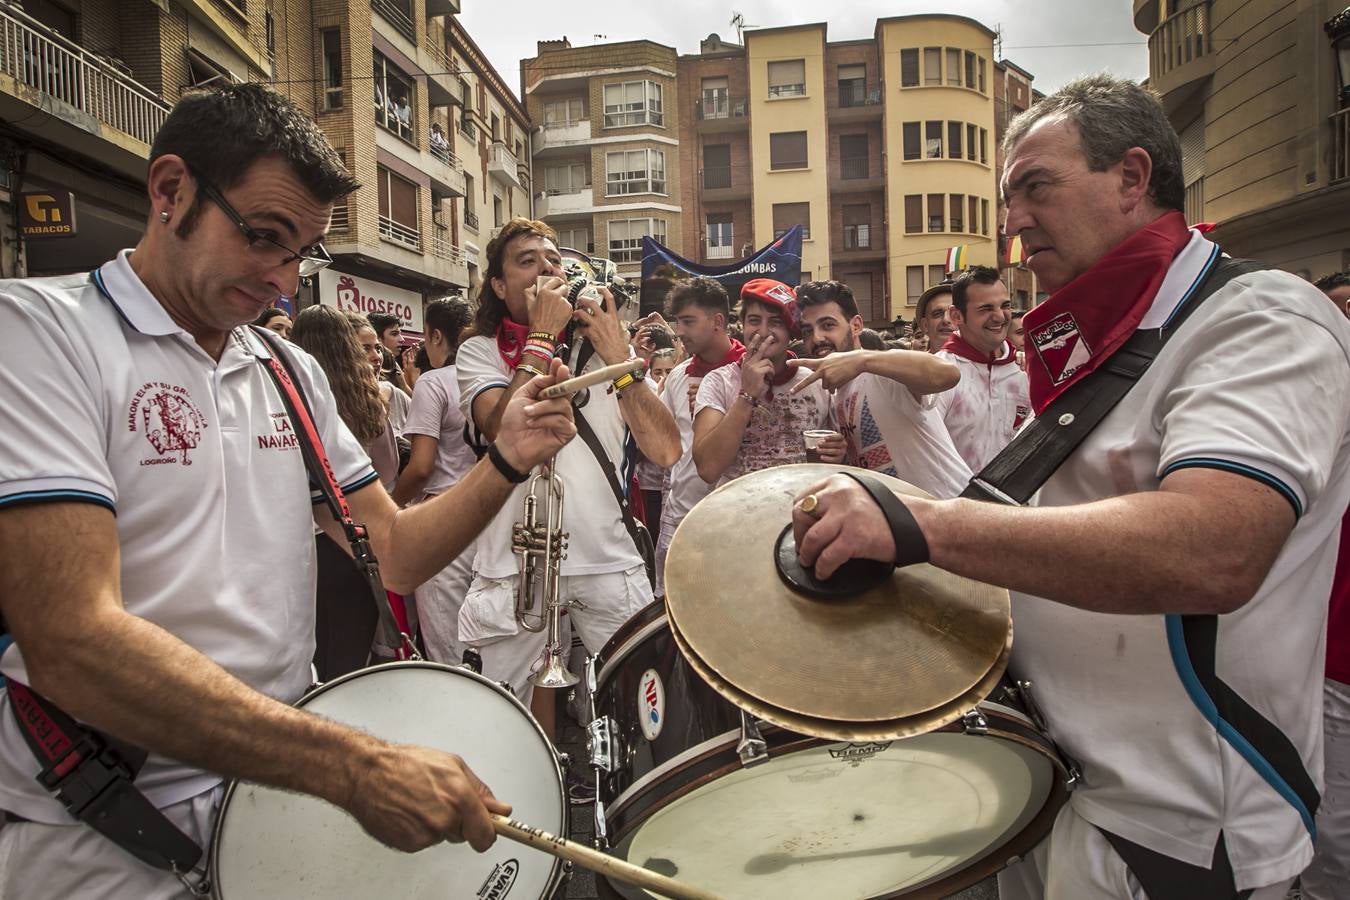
top-left (688, 339), bottom-right (746, 377)
top-left (496, 317), bottom-right (529, 369)
top-left (1023, 212), bottom-right (1191, 414)
top-left (940, 333), bottom-right (1017, 367)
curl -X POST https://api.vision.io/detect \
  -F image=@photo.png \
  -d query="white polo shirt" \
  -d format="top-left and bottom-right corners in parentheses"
top-left (932, 343), bottom-right (1031, 472)
top-left (0, 250), bottom-right (375, 821)
top-left (456, 335), bottom-right (644, 579)
top-left (832, 375), bottom-right (973, 500)
top-left (403, 365), bottom-right (477, 496)
top-left (1011, 230), bottom-right (1350, 889)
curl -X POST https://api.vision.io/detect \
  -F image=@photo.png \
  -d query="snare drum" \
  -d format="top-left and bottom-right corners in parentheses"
top-left (210, 662), bottom-right (566, 899)
top-left (589, 603), bottom-right (1071, 900)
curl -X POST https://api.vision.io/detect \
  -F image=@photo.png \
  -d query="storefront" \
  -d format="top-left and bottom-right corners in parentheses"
top-left (313, 267), bottom-right (425, 342)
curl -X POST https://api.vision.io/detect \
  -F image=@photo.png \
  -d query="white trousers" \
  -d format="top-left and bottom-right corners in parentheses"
top-left (0, 786), bottom-right (219, 900)
top-left (413, 549), bottom-right (474, 665)
top-left (997, 802), bottom-right (1294, 900)
top-left (1303, 677), bottom-right (1350, 900)
top-left (461, 565), bottom-right (652, 704)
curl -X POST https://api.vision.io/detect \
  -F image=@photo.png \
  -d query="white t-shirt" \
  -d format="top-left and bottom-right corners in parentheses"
top-left (456, 335), bottom-right (643, 578)
top-left (0, 251), bottom-right (375, 821)
top-left (832, 374), bottom-right (973, 500)
top-left (657, 359), bottom-right (715, 537)
top-left (403, 365), bottom-right (477, 496)
top-left (368, 380), bottom-right (411, 491)
top-left (694, 364), bottom-right (831, 486)
top-left (932, 344), bottom-right (1031, 473)
top-left (1011, 230), bottom-right (1350, 889)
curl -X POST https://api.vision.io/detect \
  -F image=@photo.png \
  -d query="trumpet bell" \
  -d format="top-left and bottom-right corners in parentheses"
top-left (529, 651), bottom-right (580, 688)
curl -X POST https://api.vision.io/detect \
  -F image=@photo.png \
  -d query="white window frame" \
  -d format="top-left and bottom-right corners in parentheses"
top-left (608, 217), bottom-right (667, 262)
top-left (605, 148), bottom-right (666, 196)
top-left (543, 163), bottom-right (589, 195)
top-left (543, 97), bottom-right (584, 126)
top-left (602, 80), bottom-right (664, 128)
top-left (705, 214), bottom-right (734, 259)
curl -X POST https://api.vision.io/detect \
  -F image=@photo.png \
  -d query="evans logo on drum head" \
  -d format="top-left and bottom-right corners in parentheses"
top-left (477, 859), bottom-right (519, 899)
top-left (639, 669), bottom-right (665, 740)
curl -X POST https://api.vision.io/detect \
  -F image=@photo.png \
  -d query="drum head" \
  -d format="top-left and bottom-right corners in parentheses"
top-left (608, 727), bottom-right (1057, 899)
top-left (211, 663), bottom-right (564, 899)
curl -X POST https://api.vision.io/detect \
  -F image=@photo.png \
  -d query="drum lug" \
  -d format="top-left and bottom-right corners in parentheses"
top-left (586, 716), bottom-right (617, 773)
top-left (737, 711), bottom-right (769, 767)
top-left (962, 708), bottom-right (989, 736)
top-left (593, 794), bottom-right (610, 849)
top-left (1013, 679), bottom-right (1050, 733)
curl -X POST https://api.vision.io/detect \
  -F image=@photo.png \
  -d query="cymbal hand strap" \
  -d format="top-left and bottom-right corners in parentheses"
top-left (840, 472), bottom-right (930, 568)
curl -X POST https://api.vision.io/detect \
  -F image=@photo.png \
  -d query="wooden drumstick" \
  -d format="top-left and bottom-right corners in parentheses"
top-left (490, 814), bottom-right (724, 900)
top-left (538, 360), bottom-right (648, 400)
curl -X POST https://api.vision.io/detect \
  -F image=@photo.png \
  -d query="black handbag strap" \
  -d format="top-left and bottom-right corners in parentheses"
top-left (962, 254), bottom-right (1265, 506)
top-left (251, 327), bottom-right (415, 659)
top-left (572, 403), bottom-right (655, 574)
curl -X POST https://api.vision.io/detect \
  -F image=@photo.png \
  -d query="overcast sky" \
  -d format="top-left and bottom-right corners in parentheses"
top-left (460, 0), bottom-right (1150, 101)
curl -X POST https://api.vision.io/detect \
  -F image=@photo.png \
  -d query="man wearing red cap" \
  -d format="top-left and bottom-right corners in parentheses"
top-left (692, 278), bottom-right (842, 485)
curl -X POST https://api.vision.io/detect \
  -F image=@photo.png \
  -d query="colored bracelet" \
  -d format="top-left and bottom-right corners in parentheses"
top-left (737, 390), bottom-right (760, 407)
top-left (526, 331), bottom-right (557, 343)
top-left (516, 360), bottom-right (547, 379)
top-left (486, 442), bottom-right (530, 483)
top-left (523, 340), bottom-right (556, 362)
top-left (611, 371), bottom-right (638, 394)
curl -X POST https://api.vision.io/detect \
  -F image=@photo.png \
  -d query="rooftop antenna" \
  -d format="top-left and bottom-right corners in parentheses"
top-left (594, 34), bottom-right (608, 42)
top-left (731, 12), bottom-right (745, 44)
top-left (994, 24), bottom-right (1003, 60)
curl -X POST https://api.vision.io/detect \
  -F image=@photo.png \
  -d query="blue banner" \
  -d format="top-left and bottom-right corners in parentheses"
top-left (638, 226), bottom-right (804, 317)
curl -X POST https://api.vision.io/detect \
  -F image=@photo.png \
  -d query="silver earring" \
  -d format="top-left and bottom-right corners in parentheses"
top-left (159, 211), bottom-right (170, 223)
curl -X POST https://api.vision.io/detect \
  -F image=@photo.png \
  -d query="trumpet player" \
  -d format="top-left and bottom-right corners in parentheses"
top-left (455, 218), bottom-right (680, 742)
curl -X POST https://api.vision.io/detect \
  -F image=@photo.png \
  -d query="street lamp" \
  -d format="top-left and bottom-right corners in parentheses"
top-left (1327, 6), bottom-right (1350, 105)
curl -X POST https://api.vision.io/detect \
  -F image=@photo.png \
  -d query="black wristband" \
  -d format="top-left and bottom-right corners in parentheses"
top-left (486, 442), bottom-right (530, 484)
top-left (841, 471), bottom-right (930, 568)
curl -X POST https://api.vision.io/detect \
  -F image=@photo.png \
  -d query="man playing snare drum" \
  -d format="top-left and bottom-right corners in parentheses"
top-left (0, 84), bottom-right (577, 898)
top-left (793, 75), bottom-right (1350, 900)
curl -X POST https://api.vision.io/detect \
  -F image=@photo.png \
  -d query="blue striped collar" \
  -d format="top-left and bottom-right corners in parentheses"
top-left (92, 249), bottom-right (190, 338)
top-left (1138, 229), bottom-right (1222, 330)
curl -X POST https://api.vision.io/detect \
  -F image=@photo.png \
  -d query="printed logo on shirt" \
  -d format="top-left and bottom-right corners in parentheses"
top-left (127, 382), bottom-right (207, 466)
top-left (476, 859), bottom-right (519, 899)
top-left (1029, 312), bottom-right (1091, 387)
top-left (258, 412), bottom-right (300, 452)
top-left (840, 394), bottom-right (897, 477)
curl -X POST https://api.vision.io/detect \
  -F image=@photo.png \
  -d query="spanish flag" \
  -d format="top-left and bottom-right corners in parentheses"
top-left (944, 244), bottom-right (968, 274)
top-left (1006, 234), bottom-right (1025, 267)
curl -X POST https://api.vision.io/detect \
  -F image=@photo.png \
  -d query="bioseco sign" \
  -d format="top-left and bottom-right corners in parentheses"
top-left (317, 269), bottom-right (423, 333)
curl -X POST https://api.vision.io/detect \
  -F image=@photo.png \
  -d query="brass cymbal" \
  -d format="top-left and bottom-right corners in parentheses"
top-left (664, 464), bottom-right (1010, 724)
top-left (668, 610), bottom-right (1012, 741)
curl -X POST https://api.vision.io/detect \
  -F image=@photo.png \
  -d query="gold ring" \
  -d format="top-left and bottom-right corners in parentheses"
top-left (799, 493), bottom-right (822, 519)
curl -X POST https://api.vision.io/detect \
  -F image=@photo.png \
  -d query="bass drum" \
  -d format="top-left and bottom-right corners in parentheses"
top-left (210, 661), bottom-right (566, 899)
top-left (591, 603), bottom-right (1070, 900)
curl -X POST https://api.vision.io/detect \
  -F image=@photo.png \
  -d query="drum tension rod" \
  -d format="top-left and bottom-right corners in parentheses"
top-left (737, 711), bottom-right (769, 767)
top-left (961, 709), bottom-right (990, 736)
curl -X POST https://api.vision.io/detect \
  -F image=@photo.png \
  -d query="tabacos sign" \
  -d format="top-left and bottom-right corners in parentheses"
top-left (317, 268), bottom-right (424, 333)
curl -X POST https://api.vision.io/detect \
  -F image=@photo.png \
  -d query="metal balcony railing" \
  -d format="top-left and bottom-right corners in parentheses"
top-left (843, 224), bottom-right (872, 250)
top-left (423, 24), bottom-right (451, 76)
top-left (0, 4), bottom-right (169, 146)
top-left (706, 243), bottom-right (734, 259)
top-left (371, 0), bottom-right (415, 43)
top-left (429, 140), bottom-right (459, 168)
top-left (429, 228), bottom-right (464, 263)
top-left (837, 83), bottom-right (881, 108)
top-left (696, 95), bottom-right (747, 120)
top-left (379, 215), bottom-right (421, 250)
top-left (702, 166), bottom-right (731, 189)
top-left (464, 209), bottom-right (479, 229)
top-left (1184, 177), bottom-right (1206, 223)
top-left (768, 83), bottom-right (805, 98)
top-left (329, 205), bottom-right (350, 232)
top-left (840, 156), bottom-right (870, 180)
top-left (1150, 0), bottom-right (1212, 81)
top-left (1333, 109), bottom-right (1350, 184)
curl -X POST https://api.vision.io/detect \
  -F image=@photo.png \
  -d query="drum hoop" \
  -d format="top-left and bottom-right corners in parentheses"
top-left (208, 661), bottom-right (566, 899)
top-left (605, 701), bottom-right (1065, 847)
top-left (596, 614), bottom-right (671, 687)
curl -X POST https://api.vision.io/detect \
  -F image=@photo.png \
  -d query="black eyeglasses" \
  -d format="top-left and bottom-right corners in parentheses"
top-left (194, 175), bottom-right (333, 278)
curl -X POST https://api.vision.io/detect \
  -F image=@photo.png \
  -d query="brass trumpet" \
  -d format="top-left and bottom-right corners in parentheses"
top-left (511, 457), bottom-right (580, 688)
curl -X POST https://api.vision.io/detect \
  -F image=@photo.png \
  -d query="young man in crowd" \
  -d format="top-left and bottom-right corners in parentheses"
top-left (692, 279), bottom-right (843, 487)
top-left (392, 298), bottom-right (479, 665)
top-left (652, 277), bottom-right (745, 597)
top-left (456, 218), bottom-right (679, 738)
top-left (916, 280), bottom-right (956, 353)
top-left (791, 74), bottom-right (1350, 900)
top-left (932, 266), bottom-right (1032, 472)
top-left (1315, 270), bottom-right (1350, 320)
top-left (790, 280), bottom-right (970, 500)
top-left (0, 84), bottom-right (578, 897)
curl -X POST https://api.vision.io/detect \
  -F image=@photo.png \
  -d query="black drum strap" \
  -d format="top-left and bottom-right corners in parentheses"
top-left (1097, 829), bottom-right (1251, 900)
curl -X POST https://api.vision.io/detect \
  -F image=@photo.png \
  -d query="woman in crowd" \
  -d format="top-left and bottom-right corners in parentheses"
top-left (290, 306), bottom-right (410, 678)
top-left (253, 306), bottom-right (292, 340)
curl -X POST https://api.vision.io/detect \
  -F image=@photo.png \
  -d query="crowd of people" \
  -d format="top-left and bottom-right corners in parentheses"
top-left (0, 74), bottom-right (1346, 900)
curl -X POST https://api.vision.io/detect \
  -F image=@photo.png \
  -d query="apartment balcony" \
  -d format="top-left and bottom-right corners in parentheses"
top-left (704, 241), bottom-right (735, 260)
top-left (834, 225), bottom-right (886, 263)
top-left (420, 19), bottom-right (459, 109)
top-left (533, 119), bottom-right (592, 157)
top-left (534, 188), bottom-right (592, 218)
top-left (698, 166), bottom-right (750, 201)
top-left (694, 93), bottom-right (749, 133)
top-left (1148, 0), bottom-right (1214, 111)
top-left (464, 208), bottom-right (479, 231)
top-left (425, 0), bottom-right (460, 17)
top-left (828, 84), bottom-right (883, 123)
top-left (379, 215), bottom-right (421, 251)
top-left (828, 158), bottom-right (886, 194)
top-left (428, 227), bottom-right (469, 287)
top-left (427, 140), bottom-right (466, 197)
top-left (0, 4), bottom-right (170, 180)
top-left (371, 0), bottom-right (415, 44)
top-left (1333, 109), bottom-right (1350, 184)
top-left (488, 140), bottom-right (521, 188)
